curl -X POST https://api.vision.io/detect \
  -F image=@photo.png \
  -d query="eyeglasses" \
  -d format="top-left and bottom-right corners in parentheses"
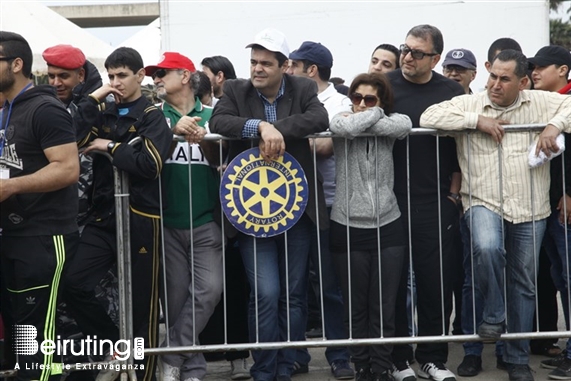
top-left (443, 65), bottom-right (469, 74)
top-left (399, 45), bottom-right (438, 60)
top-left (151, 68), bottom-right (174, 80)
top-left (350, 93), bottom-right (379, 107)
top-left (0, 56), bottom-right (16, 61)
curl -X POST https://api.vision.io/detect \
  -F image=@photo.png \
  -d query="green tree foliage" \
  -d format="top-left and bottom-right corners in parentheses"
top-left (549, 0), bottom-right (571, 49)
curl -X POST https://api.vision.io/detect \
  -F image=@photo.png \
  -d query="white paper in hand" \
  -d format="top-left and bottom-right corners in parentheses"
top-left (528, 134), bottom-right (565, 168)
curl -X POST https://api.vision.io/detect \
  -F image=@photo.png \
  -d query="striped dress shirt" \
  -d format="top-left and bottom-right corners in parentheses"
top-left (420, 90), bottom-right (571, 223)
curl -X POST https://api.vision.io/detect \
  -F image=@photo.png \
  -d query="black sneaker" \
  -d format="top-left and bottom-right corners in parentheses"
top-left (356, 367), bottom-right (372, 381)
top-left (371, 370), bottom-right (395, 381)
top-left (543, 351), bottom-right (568, 370)
top-left (549, 357), bottom-right (571, 380)
top-left (291, 361), bottom-right (309, 376)
top-left (457, 355), bottom-right (482, 377)
top-left (507, 364), bottom-right (534, 381)
top-left (331, 360), bottom-right (355, 380)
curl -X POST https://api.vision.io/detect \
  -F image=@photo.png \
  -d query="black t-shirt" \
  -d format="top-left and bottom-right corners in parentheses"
top-left (1, 85), bottom-right (78, 236)
top-left (387, 70), bottom-right (465, 203)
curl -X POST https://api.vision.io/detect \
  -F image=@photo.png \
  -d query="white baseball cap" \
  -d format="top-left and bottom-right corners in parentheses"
top-left (245, 28), bottom-right (290, 57)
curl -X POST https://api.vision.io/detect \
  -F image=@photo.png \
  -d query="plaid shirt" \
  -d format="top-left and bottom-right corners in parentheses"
top-left (242, 78), bottom-right (285, 138)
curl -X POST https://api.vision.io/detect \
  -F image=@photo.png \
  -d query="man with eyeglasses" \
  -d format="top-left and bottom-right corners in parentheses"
top-left (387, 24), bottom-right (465, 381)
top-left (0, 31), bottom-right (80, 381)
top-left (144, 52), bottom-right (225, 381)
top-left (441, 49), bottom-right (477, 95)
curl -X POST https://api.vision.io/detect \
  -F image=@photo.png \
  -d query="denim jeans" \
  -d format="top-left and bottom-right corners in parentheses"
top-left (544, 207), bottom-right (571, 356)
top-left (460, 214), bottom-right (503, 358)
top-left (464, 206), bottom-right (546, 364)
top-left (239, 215), bottom-right (312, 381)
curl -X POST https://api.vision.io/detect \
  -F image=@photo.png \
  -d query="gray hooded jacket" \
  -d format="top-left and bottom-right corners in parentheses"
top-left (330, 107), bottom-right (411, 228)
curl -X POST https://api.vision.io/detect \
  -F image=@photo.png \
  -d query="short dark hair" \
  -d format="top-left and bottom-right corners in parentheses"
top-left (487, 37), bottom-right (522, 63)
top-left (105, 47), bottom-right (144, 73)
top-left (195, 71), bottom-right (212, 100)
top-left (406, 25), bottom-right (444, 54)
top-left (371, 44), bottom-right (401, 68)
top-left (493, 49), bottom-right (528, 78)
top-left (0, 31), bottom-right (33, 78)
top-left (299, 59), bottom-right (331, 82)
top-left (201, 55), bottom-right (237, 80)
top-left (251, 44), bottom-right (288, 67)
top-left (348, 73), bottom-right (395, 115)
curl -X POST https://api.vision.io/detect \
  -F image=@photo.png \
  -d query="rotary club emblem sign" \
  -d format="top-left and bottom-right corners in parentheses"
top-left (220, 148), bottom-right (308, 238)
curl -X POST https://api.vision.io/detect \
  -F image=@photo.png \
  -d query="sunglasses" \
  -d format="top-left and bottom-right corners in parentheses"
top-left (151, 68), bottom-right (174, 80)
top-left (443, 65), bottom-right (469, 74)
top-left (399, 44), bottom-right (438, 60)
top-left (350, 93), bottom-right (379, 107)
top-left (0, 56), bottom-right (16, 61)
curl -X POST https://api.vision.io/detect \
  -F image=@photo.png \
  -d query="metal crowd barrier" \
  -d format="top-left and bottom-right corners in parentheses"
top-left (2, 124), bottom-right (571, 380)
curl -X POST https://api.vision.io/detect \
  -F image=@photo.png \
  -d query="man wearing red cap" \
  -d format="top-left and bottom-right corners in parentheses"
top-left (144, 52), bottom-right (224, 381)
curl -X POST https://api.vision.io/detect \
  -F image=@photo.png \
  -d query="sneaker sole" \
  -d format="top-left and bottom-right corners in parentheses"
top-left (417, 369), bottom-right (456, 381)
top-left (543, 363), bottom-right (561, 370)
top-left (230, 373), bottom-right (252, 380)
top-left (549, 369), bottom-right (571, 380)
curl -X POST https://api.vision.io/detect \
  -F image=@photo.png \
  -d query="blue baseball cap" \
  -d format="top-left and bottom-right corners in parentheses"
top-left (442, 48), bottom-right (477, 70)
top-left (289, 41), bottom-right (333, 69)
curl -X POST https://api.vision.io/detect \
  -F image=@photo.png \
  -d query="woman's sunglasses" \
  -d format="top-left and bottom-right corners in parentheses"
top-left (350, 93), bottom-right (379, 107)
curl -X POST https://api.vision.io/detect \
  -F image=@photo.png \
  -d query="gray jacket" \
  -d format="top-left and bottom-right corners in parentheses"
top-left (330, 107), bottom-right (412, 228)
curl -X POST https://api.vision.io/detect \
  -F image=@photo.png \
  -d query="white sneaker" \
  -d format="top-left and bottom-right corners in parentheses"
top-left (182, 378), bottom-right (201, 381)
top-left (158, 357), bottom-right (181, 381)
top-left (418, 362), bottom-right (456, 381)
top-left (392, 361), bottom-right (417, 381)
top-left (230, 358), bottom-right (252, 380)
top-left (95, 354), bottom-right (120, 381)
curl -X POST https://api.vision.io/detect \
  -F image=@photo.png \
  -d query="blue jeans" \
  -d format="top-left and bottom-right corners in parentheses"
top-left (460, 214), bottom-right (503, 358)
top-left (464, 206), bottom-right (546, 364)
top-left (544, 207), bottom-right (571, 356)
top-left (239, 215), bottom-right (312, 381)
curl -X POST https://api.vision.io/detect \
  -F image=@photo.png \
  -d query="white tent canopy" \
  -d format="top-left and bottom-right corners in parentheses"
top-left (118, 17), bottom-right (161, 85)
top-left (0, 1), bottom-right (113, 75)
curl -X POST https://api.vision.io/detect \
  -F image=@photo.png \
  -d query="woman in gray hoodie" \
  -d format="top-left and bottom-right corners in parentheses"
top-left (329, 73), bottom-right (412, 381)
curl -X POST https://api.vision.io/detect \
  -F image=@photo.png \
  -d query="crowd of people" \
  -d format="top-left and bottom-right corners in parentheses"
top-left (1, 22), bottom-right (571, 381)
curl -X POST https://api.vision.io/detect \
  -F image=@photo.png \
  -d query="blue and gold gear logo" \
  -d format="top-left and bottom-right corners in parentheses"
top-left (220, 148), bottom-right (308, 237)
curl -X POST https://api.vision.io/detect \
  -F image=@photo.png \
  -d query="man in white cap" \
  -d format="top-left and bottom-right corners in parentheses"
top-left (210, 28), bottom-right (329, 381)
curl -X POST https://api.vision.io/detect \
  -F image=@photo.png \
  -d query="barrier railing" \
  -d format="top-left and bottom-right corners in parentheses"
top-left (3, 124), bottom-right (570, 380)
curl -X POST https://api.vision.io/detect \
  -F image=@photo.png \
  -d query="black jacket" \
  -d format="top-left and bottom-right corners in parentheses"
top-left (78, 95), bottom-right (173, 221)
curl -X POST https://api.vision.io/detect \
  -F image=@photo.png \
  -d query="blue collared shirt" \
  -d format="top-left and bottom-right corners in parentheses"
top-left (242, 78), bottom-right (286, 138)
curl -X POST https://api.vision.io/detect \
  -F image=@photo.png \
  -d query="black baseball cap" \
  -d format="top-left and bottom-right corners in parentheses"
top-left (527, 45), bottom-right (571, 68)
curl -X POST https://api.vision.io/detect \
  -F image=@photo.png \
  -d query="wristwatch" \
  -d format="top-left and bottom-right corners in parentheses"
top-left (107, 141), bottom-right (116, 154)
top-left (448, 192), bottom-right (461, 203)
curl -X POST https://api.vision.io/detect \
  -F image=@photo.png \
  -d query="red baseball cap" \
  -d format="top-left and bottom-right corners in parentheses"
top-left (144, 52), bottom-right (196, 76)
top-left (42, 44), bottom-right (86, 70)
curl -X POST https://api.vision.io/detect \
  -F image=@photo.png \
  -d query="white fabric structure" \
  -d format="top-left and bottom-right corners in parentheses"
top-left (118, 17), bottom-right (161, 84)
top-left (0, 1), bottom-right (113, 75)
